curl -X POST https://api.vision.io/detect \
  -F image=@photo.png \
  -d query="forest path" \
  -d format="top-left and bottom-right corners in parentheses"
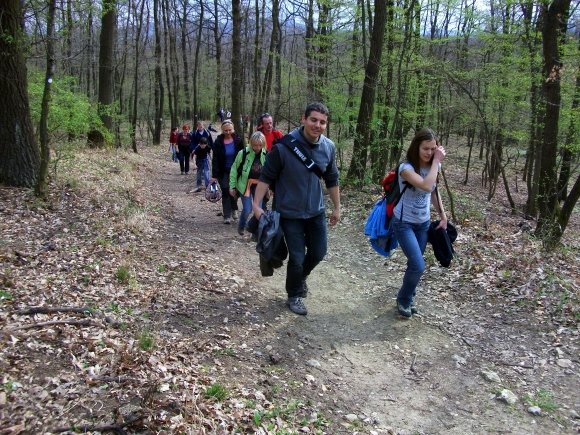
top-left (145, 145), bottom-right (575, 434)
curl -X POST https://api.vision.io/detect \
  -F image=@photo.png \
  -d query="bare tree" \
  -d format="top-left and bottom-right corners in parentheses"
top-left (347, 0), bottom-right (388, 183)
top-left (96, 0), bottom-right (117, 145)
top-left (36, 0), bottom-right (57, 197)
top-left (535, 0), bottom-right (573, 247)
top-left (153, 0), bottom-right (164, 144)
top-left (231, 0), bottom-right (243, 140)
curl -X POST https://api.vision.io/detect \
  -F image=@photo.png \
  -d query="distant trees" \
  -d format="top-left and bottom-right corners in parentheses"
top-left (4, 0), bottom-right (579, 245)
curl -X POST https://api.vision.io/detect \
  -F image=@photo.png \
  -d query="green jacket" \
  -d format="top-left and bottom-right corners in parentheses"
top-left (229, 147), bottom-right (267, 194)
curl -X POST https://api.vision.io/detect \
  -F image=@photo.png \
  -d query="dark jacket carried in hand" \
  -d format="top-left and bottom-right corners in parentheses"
top-left (252, 211), bottom-right (288, 276)
top-left (428, 221), bottom-right (458, 268)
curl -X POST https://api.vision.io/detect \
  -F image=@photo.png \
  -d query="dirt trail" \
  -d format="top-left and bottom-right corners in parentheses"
top-left (149, 146), bottom-right (576, 434)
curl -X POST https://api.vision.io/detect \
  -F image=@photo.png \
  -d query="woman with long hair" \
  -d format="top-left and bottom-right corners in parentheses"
top-left (392, 128), bottom-right (447, 318)
top-left (229, 131), bottom-right (268, 235)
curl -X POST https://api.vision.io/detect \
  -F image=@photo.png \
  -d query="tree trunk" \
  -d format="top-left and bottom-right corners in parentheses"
top-left (231, 0), bottom-right (243, 141)
top-left (213, 0), bottom-right (223, 117)
top-left (535, 0), bottom-right (572, 245)
top-left (153, 0), bottom-right (164, 145)
top-left (36, 0), bottom-right (57, 198)
top-left (131, 0), bottom-right (146, 153)
top-left (0, 0), bottom-right (40, 187)
top-left (305, 0), bottom-right (315, 99)
top-left (258, 0), bottom-right (279, 111)
top-left (192, 0), bottom-right (204, 123)
top-left (347, 0), bottom-right (387, 183)
top-left (557, 65), bottom-right (579, 202)
top-left (97, 0), bottom-right (117, 145)
top-left (249, 0), bottom-right (262, 132)
top-left (162, 0), bottom-right (177, 128)
top-left (180, 1), bottom-right (191, 121)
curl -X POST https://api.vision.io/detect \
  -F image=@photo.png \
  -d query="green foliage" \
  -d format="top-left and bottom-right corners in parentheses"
top-left (205, 383), bottom-right (228, 401)
top-left (115, 265), bottom-right (131, 284)
top-left (27, 68), bottom-right (108, 141)
top-left (524, 388), bottom-right (559, 412)
top-left (0, 289), bottom-right (14, 302)
top-left (138, 330), bottom-right (155, 351)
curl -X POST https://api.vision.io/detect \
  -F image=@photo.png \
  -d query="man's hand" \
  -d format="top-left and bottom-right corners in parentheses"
top-left (329, 208), bottom-right (340, 227)
top-left (253, 205), bottom-right (265, 221)
top-left (229, 189), bottom-right (237, 198)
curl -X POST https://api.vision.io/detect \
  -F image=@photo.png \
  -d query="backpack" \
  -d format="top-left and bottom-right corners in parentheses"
top-left (364, 163), bottom-right (412, 257)
top-left (236, 148), bottom-right (249, 180)
top-left (381, 163), bottom-right (411, 219)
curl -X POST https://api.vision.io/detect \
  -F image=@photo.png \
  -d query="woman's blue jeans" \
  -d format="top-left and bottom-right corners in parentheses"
top-left (280, 213), bottom-right (327, 297)
top-left (239, 185), bottom-right (265, 231)
top-left (392, 218), bottom-right (430, 307)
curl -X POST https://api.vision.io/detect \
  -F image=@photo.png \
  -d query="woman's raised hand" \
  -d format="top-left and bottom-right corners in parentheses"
top-left (434, 146), bottom-right (446, 163)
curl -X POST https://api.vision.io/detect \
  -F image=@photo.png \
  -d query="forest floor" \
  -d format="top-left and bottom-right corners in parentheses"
top-left (0, 142), bottom-right (578, 434)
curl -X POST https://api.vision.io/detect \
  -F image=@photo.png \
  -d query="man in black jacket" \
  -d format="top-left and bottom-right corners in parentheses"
top-left (252, 102), bottom-right (341, 315)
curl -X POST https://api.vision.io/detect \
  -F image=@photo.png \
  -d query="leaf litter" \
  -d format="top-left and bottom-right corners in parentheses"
top-left (0, 146), bottom-right (578, 434)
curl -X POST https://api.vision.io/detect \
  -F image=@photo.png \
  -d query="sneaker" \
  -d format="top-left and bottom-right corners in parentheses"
top-left (238, 227), bottom-right (244, 236)
top-left (410, 304), bottom-right (418, 314)
top-left (287, 297), bottom-right (308, 315)
top-left (180, 171), bottom-right (184, 175)
top-left (397, 301), bottom-right (412, 318)
top-left (301, 279), bottom-right (309, 298)
top-left (232, 210), bottom-right (238, 220)
top-left (194, 186), bottom-right (203, 193)
top-left (223, 218), bottom-right (231, 224)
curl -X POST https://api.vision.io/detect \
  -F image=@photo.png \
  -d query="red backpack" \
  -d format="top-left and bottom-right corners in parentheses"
top-left (381, 163), bottom-right (411, 218)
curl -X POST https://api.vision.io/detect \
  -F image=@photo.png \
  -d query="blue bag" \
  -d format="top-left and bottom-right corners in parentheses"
top-left (364, 197), bottom-right (398, 257)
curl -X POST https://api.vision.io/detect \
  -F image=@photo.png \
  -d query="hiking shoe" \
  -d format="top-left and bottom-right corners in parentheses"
top-left (223, 218), bottom-right (231, 224)
top-left (287, 297), bottom-right (308, 315)
top-left (194, 186), bottom-right (203, 193)
top-left (238, 227), bottom-right (244, 236)
top-left (410, 304), bottom-right (419, 314)
top-left (301, 279), bottom-right (309, 298)
top-left (397, 301), bottom-right (412, 318)
top-left (232, 210), bottom-right (238, 220)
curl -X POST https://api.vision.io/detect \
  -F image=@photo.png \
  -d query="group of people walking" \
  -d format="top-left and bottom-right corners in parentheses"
top-left (168, 103), bottom-right (447, 319)
top-left (169, 121), bottom-right (214, 191)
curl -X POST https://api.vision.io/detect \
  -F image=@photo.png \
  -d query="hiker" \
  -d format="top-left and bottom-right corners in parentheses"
top-left (229, 131), bottom-right (268, 236)
top-left (177, 124), bottom-right (193, 175)
top-left (211, 120), bottom-right (243, 224)
top-left (192, 120), bottom-right (214, 151)
top-left (252, 102), bottom-right (341, 315)
top-left (256, 112), bottom-right (283, 152)
top-left (217, 107), bottom-right (225, 122)
top-left (193, 137), bottom-right (212, 192)
top-left (392, 127), bottom-right (447, 318)
top-left (169, 127), bottom-right (178, 162)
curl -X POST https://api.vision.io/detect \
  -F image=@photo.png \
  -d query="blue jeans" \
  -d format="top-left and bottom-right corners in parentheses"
top-left (392, 218), bottom-right (430, 307)
top-left (196, 158), bottom-right (210, 187)
top-left (280, 213), bottom-right (327, 297)
top-left (239, 185), bottom-right (265, 231)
